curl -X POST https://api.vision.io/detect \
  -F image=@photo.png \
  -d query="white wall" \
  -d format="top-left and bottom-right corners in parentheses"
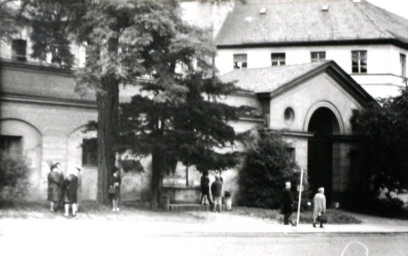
top-left (268, 73), bottom-right (363, 134)
top-left (215, 44), bottom-right (408, 98)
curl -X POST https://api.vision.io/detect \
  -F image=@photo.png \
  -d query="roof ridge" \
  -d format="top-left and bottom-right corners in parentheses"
top-left (355, 1), bottom-right (393, 38)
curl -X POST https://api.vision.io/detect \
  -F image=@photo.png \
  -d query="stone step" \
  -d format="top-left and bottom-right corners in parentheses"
top-left (168, 203), bottom-right (213, 212)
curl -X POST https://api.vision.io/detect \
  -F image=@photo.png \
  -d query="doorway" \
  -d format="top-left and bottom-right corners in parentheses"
top-left (307, 107), bottom-right (340, 203)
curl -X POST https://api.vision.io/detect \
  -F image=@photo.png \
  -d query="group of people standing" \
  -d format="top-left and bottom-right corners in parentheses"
top-left (281, 181), bottom-right (327, 228)
top-left (200, 171), bottom-right (224, 212)
top-left (48, 164), bottom-right (121, 215)
top-left (47, 162), bottom-right (80, 217)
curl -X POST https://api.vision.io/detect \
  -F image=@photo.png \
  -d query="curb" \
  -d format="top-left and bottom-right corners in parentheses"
top-left (142, 231), bottom-right (408, 237)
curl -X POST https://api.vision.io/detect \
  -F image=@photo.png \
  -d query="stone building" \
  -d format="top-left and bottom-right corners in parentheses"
top-left (1, 0), bottom-right (407, 203)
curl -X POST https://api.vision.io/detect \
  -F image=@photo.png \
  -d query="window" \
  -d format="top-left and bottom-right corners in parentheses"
top-left (0, 136), bottom-right (22, 159)
top-left (284, 107), bottom-right (295, 123)
top-left (286, 147), bottom-right (296, 162)
top-left (401, 53), bottom-right (406, 77)
top-left (271, 53), bottom-right (285, 66)
top-left (351, 50), bottom-right (367, 73)
top-left (11, 39), bottom-right (27, 61)
top-left (82, 138), bottom-right (97, 166)
top-left (311, 51), bottom-right (326, 62)
top-left (233, 54), bottom-right (247, 69)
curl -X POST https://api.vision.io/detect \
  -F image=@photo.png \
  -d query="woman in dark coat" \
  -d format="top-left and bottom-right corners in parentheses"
top-left (281, 181), bottom-right (294, 225)
top-left (200, 171), bottom-right (213, 205)
top-left (110, 168), bottom-right (121, 212)
top-left (47, 162), bottom-right (63, 212)
top-left (63, 171), bottom-right (79, 217)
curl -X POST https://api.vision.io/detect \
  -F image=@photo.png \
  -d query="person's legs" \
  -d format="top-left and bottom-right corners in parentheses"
top-left (217, 197), bottom-right (222, 212)
top-left (72, 203), bottom-right (77, 216)
top-left (50, 202), bottom-right (55, 212)
top-left (115, 199), bottom-right (120, 211)
top-left (283, 212), bottom-right (292, 225)
top-left (200, 193), bottom-right (205, 204)
top-left (206, 194), bottom-right (213, 205)
top-left (112, 198), bottom-right (116, 212)
top-left (64, 203), bottom-right (70, 216)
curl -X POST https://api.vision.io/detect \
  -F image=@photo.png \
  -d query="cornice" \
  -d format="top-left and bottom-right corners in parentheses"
top-left (0, 93), bottom-right (97, 109)
top-left (0, 59), bottom-right (75, 77)
top-left (217, 38), bottom-right (408, 51)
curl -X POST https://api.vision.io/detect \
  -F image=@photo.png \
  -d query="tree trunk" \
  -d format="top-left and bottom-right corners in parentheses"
top-left (96, 75), bottom-right (119, 205)
top-left (151, 148), bottom-right (162, 209)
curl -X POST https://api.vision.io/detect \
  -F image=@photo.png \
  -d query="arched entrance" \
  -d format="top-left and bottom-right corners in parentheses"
top-left (307, 107), bottom-right (340, 203)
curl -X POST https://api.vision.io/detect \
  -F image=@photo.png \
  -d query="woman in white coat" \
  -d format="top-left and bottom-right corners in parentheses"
top-left (313, 187), bottom-right (326, 228)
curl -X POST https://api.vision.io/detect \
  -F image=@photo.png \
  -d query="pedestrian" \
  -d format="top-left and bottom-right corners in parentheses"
top-left (211, 175), bottom-right (223, 212)
top-left (200, 171), bottom-right (213, 205)
top-left (47, 162), bottom-right (64, 212)
top-left (281, 181), bottom-right (294, 225)
top-left (110, 167), bottom-right (121, 212)
top-left (76, 166), bottom-right (82, 211)
top-left (313, 187), bottom-right (327, 228)
top-left (63, 168), bottom-right (79, 217)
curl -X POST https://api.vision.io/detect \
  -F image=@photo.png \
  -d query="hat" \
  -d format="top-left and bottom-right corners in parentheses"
top-left (50, 162), bottom-right (60, 171)
top-left (318, 187), bottom-right (325, 193)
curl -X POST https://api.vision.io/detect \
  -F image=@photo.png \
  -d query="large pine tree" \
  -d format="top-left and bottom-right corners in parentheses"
top-left (119, 73), bottom-right (242, 208)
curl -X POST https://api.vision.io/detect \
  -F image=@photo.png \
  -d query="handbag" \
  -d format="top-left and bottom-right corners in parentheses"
top-left (317, 213), bottom-right (328, 223)
top-left (108, 185), bottom-right (115, 194)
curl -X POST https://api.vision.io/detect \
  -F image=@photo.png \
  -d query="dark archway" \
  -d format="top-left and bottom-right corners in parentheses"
top-left (307, 107), bottom-right (340, 203)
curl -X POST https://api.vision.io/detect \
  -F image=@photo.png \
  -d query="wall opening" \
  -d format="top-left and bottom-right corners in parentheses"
top-left (307, 107), bottom-right (340, 203)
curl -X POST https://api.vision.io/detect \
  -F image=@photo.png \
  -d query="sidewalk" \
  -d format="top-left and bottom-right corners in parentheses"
top-left (155, 210), bottom-right (408, 235)
top-left (1, 205), bottom-right (407, 235)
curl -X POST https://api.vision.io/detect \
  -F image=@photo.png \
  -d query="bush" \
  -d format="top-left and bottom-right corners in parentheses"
top-left (0, 151), bottom-right (30, 200)
top-left (238, 134), bottom-right (298, 209)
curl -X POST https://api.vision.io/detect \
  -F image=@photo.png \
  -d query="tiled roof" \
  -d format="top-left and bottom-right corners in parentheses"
top-left (216, 0), bottom-right (408, 46)
top-left (220, 61), bottom-right (328, 93)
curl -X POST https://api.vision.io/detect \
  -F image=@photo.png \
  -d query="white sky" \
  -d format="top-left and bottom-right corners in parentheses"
top-left (366, 0), bottom-right (408, 19)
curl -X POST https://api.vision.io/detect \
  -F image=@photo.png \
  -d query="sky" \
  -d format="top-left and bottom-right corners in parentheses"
top-left (366, 0), bottom-right (408, 19)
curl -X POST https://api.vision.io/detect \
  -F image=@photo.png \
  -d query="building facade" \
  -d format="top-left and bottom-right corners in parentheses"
top-left (1, 0), bottom-right (407, 203)
top-left (215, 0), bottom-right (408, 99)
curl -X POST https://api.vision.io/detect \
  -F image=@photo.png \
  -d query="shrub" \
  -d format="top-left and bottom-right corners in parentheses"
top-left (0, 151), bottom-right (30, 200)
top-left (238, 133), bottom-right (298, 209)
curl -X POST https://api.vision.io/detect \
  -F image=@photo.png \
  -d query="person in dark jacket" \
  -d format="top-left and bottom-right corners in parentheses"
top-left (110, 168), bottom-right (121, 212)
top-left (281, 181), bottom-right (294, 225)
top-left (200, 171), bottom-right (213, 205)
top-left (211, 175), bottom-right (223, 212)
top-left (63, 169), bottom-right (79, 217)
top-left (47, 162), bottom-right (63, 212)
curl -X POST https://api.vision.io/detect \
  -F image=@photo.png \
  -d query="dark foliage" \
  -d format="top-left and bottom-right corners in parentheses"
top-left (119, 73), bottom-right (241, 174)
top-left (0, 151), bottom-right (30, 200)
top-left (350, 87), bottom-right (408, 200)
top-left (238, 134), bottom-right (298, 209)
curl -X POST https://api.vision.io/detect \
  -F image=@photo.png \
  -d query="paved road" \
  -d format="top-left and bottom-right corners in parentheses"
top-left (1, 219), bottom-right (407, 256)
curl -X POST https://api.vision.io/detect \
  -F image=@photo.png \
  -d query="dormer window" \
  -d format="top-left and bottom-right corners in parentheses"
top-left (233, 53), bottom-right (247, 69)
